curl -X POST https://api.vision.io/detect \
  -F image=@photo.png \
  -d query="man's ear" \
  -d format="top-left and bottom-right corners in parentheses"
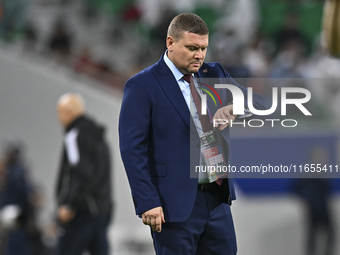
top-left (166, 36), bottom-right (175, 52)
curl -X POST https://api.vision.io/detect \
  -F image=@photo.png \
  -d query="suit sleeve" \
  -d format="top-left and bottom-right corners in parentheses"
top-left (119, 77), bottom-right (162, 216)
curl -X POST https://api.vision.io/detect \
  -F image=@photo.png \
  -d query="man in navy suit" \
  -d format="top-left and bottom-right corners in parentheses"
top-left (119, 13), bottom-right (266, 255)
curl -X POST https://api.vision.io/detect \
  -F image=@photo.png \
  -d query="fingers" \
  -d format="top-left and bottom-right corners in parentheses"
top-left (151, 217), bottom-right (157, 231)
top-left (143, 215), bottom-right (161, 232)
top-left (222, 107), bottom-right (231, 119)
top-left (218, 123), bottom-right (228, 131)
top-left (143, 215), bottom-right (160, 232)
top-left (155, 215), bottom-right (162, 232)
top-left (141, 207), bottom-right (165, 232)
top-left (213, 105), bottom-right (236, 130)
top-left (142, 214), bottom-right (148, 225)
top-left (161, 210), bottom-right (165, 223)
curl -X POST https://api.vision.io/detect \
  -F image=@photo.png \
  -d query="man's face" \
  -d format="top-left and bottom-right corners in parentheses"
top-left (167, 31), bottom-right (208, 74)
top-left (57, 105), bottom-right (72, 128)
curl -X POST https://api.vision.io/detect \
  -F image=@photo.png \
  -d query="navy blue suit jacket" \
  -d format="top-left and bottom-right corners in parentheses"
top-left (119, 54), bottom-right (266, 222)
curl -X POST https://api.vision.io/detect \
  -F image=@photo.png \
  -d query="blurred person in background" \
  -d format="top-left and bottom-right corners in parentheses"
top-left (211, 29), bottom-right (251, 78)
top-left (55, 93), bottom-right (113, 255)
top-left (72, 47), bottom-right (126, 90)
top-left (269, 39), bottom-right (307, 78)
top-left (0, 142), bottom-right (47, 255)
top-left (291, 146), bottom-right (335, 255)
top-left (269, 12), bottom-right (308, 78)
top-left (243, 30), bottom-right (271, 77)
top-left (274, 12), bottom-right (307, 56)
top-left (47, 19), bottom-right (72, 64)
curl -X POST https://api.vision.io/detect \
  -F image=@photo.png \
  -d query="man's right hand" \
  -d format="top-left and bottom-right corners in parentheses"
top-left (142, 206), bottom-right (165, 232)
top-left (57, 205), bottom-right (76, 224)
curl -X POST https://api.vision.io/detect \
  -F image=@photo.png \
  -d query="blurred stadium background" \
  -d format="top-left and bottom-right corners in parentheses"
top-left (1, 0), bottom-right (340, 254)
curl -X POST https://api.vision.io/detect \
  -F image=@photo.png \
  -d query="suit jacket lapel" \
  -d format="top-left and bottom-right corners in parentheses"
top-left (154, 57), bottom-right (198, 135)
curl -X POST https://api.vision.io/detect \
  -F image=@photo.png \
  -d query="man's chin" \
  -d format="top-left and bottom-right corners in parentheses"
top-left (189, 67), bottom-right (200, 73)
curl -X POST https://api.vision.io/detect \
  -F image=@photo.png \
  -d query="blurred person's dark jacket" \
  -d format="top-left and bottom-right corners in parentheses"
top-left (56, 115), bottom-right (112, 215)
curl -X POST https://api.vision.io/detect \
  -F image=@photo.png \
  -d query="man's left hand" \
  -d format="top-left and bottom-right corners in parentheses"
top-left (213, 105), bottom-right (236, 130)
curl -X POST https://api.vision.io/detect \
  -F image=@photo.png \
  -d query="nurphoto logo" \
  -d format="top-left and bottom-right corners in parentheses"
top-left (200, 84), bottom-right (312, 128)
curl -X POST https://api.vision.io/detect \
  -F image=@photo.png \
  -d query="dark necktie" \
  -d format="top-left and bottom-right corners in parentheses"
top-left (183, 74), bottom-right (212, 132)
top-left (183, 74), bottom-right (224, 185)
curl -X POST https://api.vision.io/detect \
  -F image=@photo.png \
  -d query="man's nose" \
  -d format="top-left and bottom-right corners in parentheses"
top-left (194, 49), bottom-right (204, 59)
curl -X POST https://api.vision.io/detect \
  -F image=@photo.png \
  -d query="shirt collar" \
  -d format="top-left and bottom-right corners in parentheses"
top-left (163, 51), bottom-right (192, 82)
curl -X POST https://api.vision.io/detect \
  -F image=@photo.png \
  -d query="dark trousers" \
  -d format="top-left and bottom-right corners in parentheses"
top-left (55, 211), bottom-right (111, 255)
top-left (152, 186), bottom-right (237, 255)
top-left (307, 215), bottom-right (334, 255)
top-left (7, 227), bottom-right (28, 255)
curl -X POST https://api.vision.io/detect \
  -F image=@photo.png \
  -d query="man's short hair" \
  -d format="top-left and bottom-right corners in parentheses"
top-left (167, 13), bottom-right (209, 40)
